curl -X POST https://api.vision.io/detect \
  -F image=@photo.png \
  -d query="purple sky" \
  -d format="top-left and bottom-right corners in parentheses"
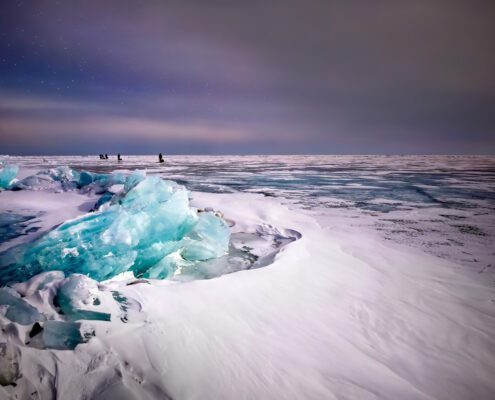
top-left (1, 0), bottom-right (494, 155)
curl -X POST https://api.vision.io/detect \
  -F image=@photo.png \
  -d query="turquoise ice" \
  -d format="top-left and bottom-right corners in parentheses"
top-left (0, 171), bottom-right (230, 284)
top-left (56, 274), bottom-right (111, 321)
top-left (0, 164), bottom-right (18, 189)
top-left (42, 320), bottom-right (87, 350)
top-left (0, 287), bottom-right (43, 325)
top-left (13, 166), bottom-right (126, 192)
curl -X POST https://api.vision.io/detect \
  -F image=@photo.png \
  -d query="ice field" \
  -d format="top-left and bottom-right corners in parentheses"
top-left (0, 155), bottom-right (494, 399)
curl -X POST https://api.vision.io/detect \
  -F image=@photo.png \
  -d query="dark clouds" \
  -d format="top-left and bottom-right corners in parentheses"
top-left (1, 0), bottom-right (494, 154)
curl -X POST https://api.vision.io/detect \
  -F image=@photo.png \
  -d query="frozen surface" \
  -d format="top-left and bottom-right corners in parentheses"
top-left (0, 155), bottom-right (494, 400)
top-left (7, 155), bottom-right (493, 271)
top-left (11, 165), bottom-right (126, 193)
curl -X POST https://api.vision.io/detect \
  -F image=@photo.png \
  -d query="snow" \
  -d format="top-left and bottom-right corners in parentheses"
top-left (0, 190), bottom-right (99, 252)
top-left (0, 157), bottom-right (494, 400)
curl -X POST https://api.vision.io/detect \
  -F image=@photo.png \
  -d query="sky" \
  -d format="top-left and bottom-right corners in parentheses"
top-left (1, 0), bottom-right (494, 155)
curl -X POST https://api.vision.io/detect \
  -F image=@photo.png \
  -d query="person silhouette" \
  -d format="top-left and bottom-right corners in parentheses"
top-left (105, 153), bottom-right (109, 159)
top-left (158, 153), bottom-right (164, 163)
top-left (117, 153), bottom-right (122, 161)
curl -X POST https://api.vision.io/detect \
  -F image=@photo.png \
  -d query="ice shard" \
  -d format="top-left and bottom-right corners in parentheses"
top-left (0, 287), bottom-right (43, 325)
top-left (0, 164), bottom-right (18, 189)
top-left (42, 320), bottom-right (89, 350)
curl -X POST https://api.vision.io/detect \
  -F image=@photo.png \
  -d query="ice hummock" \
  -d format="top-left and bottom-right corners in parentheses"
top-left (12, 165), bottom-right (126, 193)
top-left (0, 164), bottom-right (18, 190)
top-left (0, 271), bottom-right (135, 351)
top-left (0, 170), bottom-right (230, 285)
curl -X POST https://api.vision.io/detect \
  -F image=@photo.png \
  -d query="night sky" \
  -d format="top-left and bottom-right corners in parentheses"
top-left (1, 1), bottom-right (494, 155)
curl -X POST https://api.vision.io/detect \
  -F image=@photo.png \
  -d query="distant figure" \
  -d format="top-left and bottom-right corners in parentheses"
top-left (99, 154), bottom-right (104, 160)
top-left (117, 153), bottom-right (122, 161)
top-left (105, 153), bottom-right (109, 159)
top-left (158, 153), bottom-right (164, 163)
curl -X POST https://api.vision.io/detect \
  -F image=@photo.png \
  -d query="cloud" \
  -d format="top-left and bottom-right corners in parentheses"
top-left (2, 114), bottom-right (249, 140)
top-left (1, 1), bottom-right (494, 154)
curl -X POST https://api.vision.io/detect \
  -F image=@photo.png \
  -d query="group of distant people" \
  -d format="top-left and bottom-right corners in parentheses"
top-left (99, 153), bottom-right (122, 161)
top-left (98, 153), bottom-right (165, 163)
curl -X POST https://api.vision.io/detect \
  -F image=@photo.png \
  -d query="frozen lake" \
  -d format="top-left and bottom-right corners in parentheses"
top-left (4, 154), bottom-right (495, 272)
top-left (1, 155), bottom-right (495, 400)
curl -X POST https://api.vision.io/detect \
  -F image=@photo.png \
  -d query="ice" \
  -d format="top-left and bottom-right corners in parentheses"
top-left (0, 164), bottom-right (18, 189)
top-left (42, 320), bottom-right (88, 350)
top-left (0, 342), bottom-right (20, 386)
top-left (14, 174), bottom-right (57, 191)
top-left (11, 166), bottom-right (126, 194)
top-left (57, 274), bottom-right (99, 310)
top-left (0, 157), bottom-right (494, 399)
top-left (181, 212), bottom-right (231, 261)
top-left (0, 287), bottom-right (43, 325)
top-left (1, 173), bottom-right (230, 284)
top-left (56, 274), bottom-right (110, 321)
top-left (78, 170), bottom-right (94, 187)
top-left (123, 170), bottom-right (146, 193)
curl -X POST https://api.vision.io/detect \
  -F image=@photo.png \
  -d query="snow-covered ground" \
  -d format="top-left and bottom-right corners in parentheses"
top-left (1, 156), bottom-right (494, 399)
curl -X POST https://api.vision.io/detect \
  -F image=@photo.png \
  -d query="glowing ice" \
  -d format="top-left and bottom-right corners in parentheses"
top-left (0, 164), bottom-right (18, 189)
top-left (1, 173), bottom-right (230, 284)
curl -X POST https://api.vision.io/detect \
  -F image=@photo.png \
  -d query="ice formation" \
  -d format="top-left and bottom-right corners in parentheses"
top-left (0, 166), bottom-right (229, 356)
top-left (0, 170), bottom-right (230, 285)
top-left (56, 274), bottom-right (110, 321)
top-left (12, 166), bottom-right (126, 193)
top-left (42, 320), bottom-right (89, 350)
top-left (0, 287), bottom-right (43, 325)
top-left (0, 164), bottom-right (18, 189)
top-left (0, 271), bottom-right (116, 351)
